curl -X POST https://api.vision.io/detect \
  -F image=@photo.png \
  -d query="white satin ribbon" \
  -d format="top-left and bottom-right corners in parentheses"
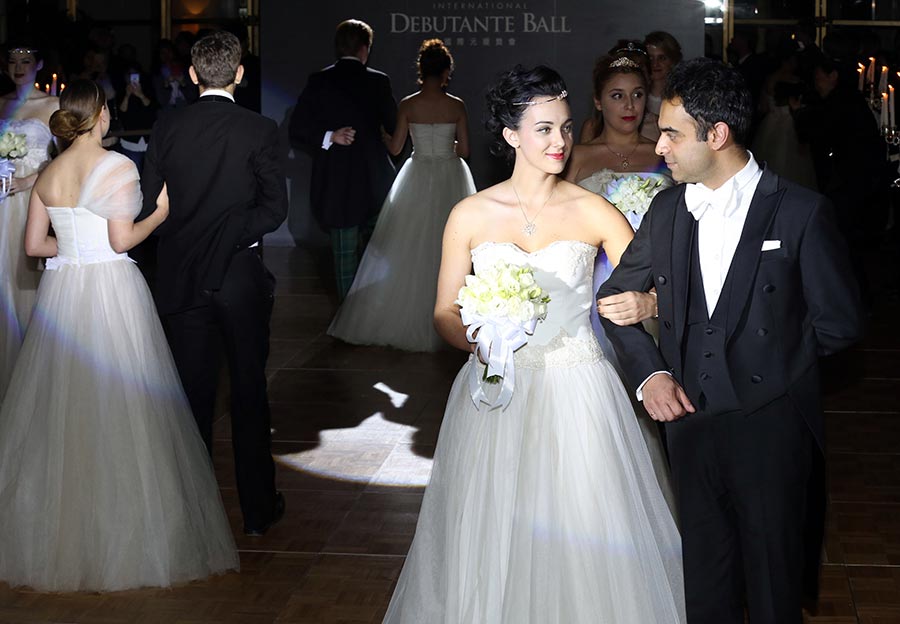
top-left (461, 309), bottom-right (537, 411)
top-left (0, 158), bottom-right (14, 200)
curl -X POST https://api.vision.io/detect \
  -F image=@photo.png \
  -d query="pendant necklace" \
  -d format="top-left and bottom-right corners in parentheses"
top-left (604, 141), bottom-right (640, 170)
top-left (512, 182), bottom-right (556, 236)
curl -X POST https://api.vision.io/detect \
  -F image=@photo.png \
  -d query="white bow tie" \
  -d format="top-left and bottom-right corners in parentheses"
top-left (684, 181), bottom-right (736, 221)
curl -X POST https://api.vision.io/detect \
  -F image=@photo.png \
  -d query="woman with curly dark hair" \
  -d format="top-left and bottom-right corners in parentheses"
top-left (383, 65), bottom-right (685, 623)
top-left (328, 38), bottom-right (475, 352)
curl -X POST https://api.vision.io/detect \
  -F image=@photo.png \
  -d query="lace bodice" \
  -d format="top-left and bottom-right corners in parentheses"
top-left (2, 118), bottom-right (54, 176)
top-left (471, 240), bottom-right (604, 369)
top-left (43, 152), bottom-right (141, 270)
top-left (410, 123), bottom-right (457, 160)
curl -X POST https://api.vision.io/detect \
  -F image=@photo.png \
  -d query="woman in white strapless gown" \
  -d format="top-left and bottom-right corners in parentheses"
top-left (0, 80), bottom-right (238, 592)
top-left (329, 40), bottom-right (476, 352)
top-left (0, 42), bottom-right (58, 404)
top-left (383, 66), bottom-right (684, 623)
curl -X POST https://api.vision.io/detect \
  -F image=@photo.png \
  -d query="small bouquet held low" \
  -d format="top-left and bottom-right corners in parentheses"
top-left (0, 131), bottom-right (28, 160)
top-left (456, 261), bottom-right (549, 411)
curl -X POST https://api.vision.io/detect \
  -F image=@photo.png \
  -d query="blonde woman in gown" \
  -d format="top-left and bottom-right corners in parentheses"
top-left (383, 66), bottom-right (684, 624)
top-left (0, 42), bottom-right (58, 404)
top-left (328, 40), bottom-right (475, 352)
top-left (0, 80), bottom-right (238, 592)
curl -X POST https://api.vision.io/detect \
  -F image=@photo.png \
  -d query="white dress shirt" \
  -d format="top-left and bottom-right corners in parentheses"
top-left (684, 154), bottom-right (763, 316)
top-left (636, 154), bottom-right (763, 401)
top-left (200, 88), bottom-right (235, 102)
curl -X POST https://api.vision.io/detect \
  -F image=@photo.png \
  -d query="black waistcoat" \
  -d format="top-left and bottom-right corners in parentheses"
top-left (681, 221), bottom-right (742, 414)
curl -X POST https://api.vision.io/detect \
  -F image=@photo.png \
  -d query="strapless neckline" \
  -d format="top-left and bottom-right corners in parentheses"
top-left (471, 239), bottom-right (598, 257)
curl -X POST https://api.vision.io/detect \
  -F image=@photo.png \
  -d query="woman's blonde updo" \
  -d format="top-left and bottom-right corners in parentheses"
top-left (48, 79), bottom-right (105, 145)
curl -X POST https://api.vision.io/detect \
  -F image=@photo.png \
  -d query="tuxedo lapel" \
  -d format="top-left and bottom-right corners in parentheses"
top-left (668, 186), bottom-right (694, 348)
top-left (723, 169), bottom-right (783, 342)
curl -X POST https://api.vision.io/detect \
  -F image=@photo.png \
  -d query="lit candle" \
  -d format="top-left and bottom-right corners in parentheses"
top-left (880, 66), bottom-right (888, 93)
top-left (50, 73), bottom-right (57, 97)
top-left (44, 83), bottom-right (49, 94)
top-left (867, 57), bottom-right (876, 84)
top-left (882, 92), bottom-right (889, 128)
top-left (59, 83), bottom-right (65, 93)
top-left (33, 82), bottom-right (39, 90)
top-left (890, 85), bottom-right (896, 128)
top-left (858, 65), bottom-right (865, 91)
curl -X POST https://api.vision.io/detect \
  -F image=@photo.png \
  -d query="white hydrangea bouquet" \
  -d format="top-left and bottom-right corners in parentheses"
top-left (605, 175), bottom-right (667, 230)
top-left (0, 131), bottom-right (28, 159)
top-left (457, 261), bottom-right (549, 411)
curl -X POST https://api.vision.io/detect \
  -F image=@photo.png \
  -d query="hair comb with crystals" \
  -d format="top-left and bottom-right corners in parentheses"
top-left (512, 90), bottom-right (568, 106)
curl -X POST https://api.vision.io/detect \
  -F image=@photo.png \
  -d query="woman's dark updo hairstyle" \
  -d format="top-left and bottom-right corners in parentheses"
top-left (592, 40), bottom-right (650, 100)
top-left (485, 64), bottom-right (568, 161)
top-left (417, 38), bottom-right (453, 82)
top-left (48, 79), bottom-right (105, 147)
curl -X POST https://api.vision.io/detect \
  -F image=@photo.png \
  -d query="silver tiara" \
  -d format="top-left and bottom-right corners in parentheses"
top-left (8, 47), bottom-right (38, 55)
top-left (613, 42), bottom-right (647, 56)
top-left (609, 57), bottom-right (640, 69)
top-left (512, 90), bottom-right (568, 106)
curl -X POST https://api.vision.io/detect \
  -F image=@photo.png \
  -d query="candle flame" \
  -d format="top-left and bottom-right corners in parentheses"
top-left (52, 73), bottom-right (57, 79)
top-left (60, 83), bottom-right (65, 92)
top-left (859, 62), bottom-right (865, 69)
top-left (44, 83), bottom-right (49, 93)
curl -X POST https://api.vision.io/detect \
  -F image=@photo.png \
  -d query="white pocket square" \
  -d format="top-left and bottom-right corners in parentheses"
top-left (761, 240), bottom-right (781, 251)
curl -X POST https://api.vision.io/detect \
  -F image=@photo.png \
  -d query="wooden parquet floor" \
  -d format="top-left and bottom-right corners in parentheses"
top-left (1, 245), bottom-right (898, 623)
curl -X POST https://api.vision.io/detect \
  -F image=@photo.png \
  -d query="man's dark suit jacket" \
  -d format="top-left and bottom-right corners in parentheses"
top-left (597, 168), bottom-right (864, 447)
top-left (141, 95), bottom-right (287, 314)
top-left (289, 58), bottom-right (396, 229)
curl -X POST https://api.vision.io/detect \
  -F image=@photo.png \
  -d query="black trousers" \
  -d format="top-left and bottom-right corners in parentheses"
top-left (665, 394), bottom-right (816, 624)
top-left (163, 248), bottom-right (277, 528)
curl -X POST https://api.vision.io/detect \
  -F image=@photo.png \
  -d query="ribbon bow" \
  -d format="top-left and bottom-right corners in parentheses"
top-left (684, 179), bottom-right (736, 221)
top-left (461, 309), bottom-right (537, 411)
top-left (0, 158), bottom-right (14, 199)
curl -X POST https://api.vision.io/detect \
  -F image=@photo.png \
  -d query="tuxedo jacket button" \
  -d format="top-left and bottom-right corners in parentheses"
top-left (700, 372), bottom-right (711, 380)
top-left (756, 328), bottom-right (768, 337)
top-left (705, 328), bottom-right (714, 335)
top-left (763, 284), bottom-right (776, 293)
top-left (751, 374), bottom-right (763, 383)
top-left (657, 275), bottom-right (667, 285)
top-left (664, 320), bottom-right (672, 329)
top-left (703, 351), bottom-right (713, 358)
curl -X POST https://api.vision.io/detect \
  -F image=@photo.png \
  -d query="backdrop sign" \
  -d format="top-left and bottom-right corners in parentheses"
top-left (262, 1), bottom-right (704, 243)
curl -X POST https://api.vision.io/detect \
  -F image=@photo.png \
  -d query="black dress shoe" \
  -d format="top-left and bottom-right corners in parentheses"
top-left (243, 491), bottom-right (285, 536)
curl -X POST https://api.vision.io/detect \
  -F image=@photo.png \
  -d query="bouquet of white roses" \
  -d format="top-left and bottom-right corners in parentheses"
top-left (456, 261), bottom-right (549, 411)
top-left (0, 131), bottom-right (28, 159)
top-left (605, 174), bottom-right (666, 229)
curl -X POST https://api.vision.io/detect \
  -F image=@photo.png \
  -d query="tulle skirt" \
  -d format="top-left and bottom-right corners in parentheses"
top-left (383, 352), bottom-right (685, 623)
top-left (0, 188), bottom-right (42, 404)
top-left (328, 155), bottom-right (476, 352)
top-left (0, 259), bottom-right (238, 592)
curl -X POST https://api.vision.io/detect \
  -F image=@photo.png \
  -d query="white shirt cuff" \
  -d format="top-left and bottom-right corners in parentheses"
top-left (322, 130), bottom-right (333, 150)
top-left (635, 371), bottom-right (672, 401)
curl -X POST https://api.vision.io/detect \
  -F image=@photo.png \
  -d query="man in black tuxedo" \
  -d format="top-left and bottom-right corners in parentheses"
top-left (597, 58), bottom-right (864, 623)
top-left (140, 30), bottom-right (286, 536)
top-left (289, 19), bottom-right (397, 300)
